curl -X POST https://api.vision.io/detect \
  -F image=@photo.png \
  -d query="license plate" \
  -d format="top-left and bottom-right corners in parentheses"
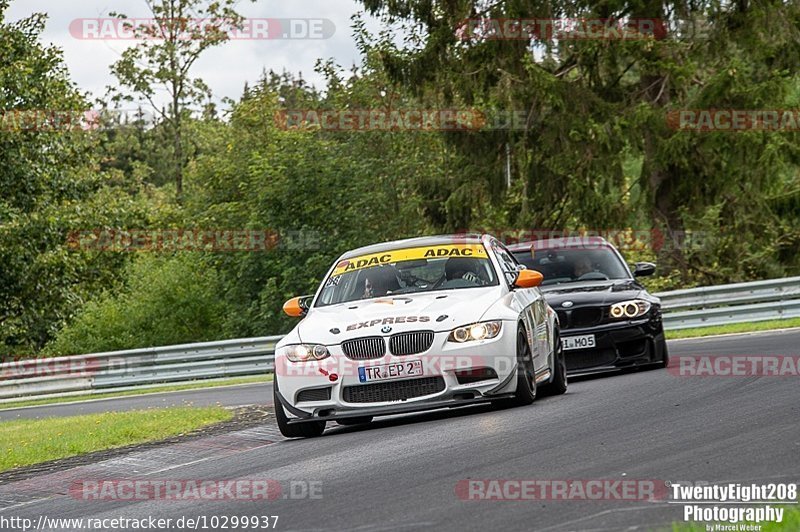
top-left (563, 334), bottom-right (596, 351)
top-left (358, 360), bottom-right (423, 383)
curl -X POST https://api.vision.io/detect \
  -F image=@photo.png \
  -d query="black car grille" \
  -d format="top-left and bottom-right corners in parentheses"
top-left (570, 308), bottom-right (603, 328)
top-left (296, 387), bottom-right (332, 402)
top-left (342, 336), bottom-right (386, 360)
top-left (557, 307), bottom-right (604, 329)
top-left (342, 377), bottom-right (445, 403)
top-left (389, 331), bottom-right (434, 356)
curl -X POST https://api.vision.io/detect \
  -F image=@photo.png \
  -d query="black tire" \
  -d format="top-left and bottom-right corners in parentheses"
top-left (657, 336), bottom-right (670, 368)
top-left (493, 326), bottom-right (537, 409)
top-left (511, 327), bottom-right (537, 405)
top-left (336, 416), bottom-right (373, 426)
top-left (540, 333), bottom-right (567, 396)
top-left (274, 382), bottom-right (326, 438)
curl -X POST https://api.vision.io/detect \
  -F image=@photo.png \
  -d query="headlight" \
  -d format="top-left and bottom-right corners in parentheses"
top-left (284, 344), bottom-right (330, 362)
top-left (609, 300), bottom-right (651, 319)
top-left (448, 321), bottom-right (502, 343)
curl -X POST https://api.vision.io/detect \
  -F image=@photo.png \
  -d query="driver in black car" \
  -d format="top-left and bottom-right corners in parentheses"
top-left (573, 256), bottom-right (593, 279)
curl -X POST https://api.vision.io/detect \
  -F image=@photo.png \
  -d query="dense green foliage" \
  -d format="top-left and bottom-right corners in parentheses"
top-left (1, 1), bottom-right (799, 358)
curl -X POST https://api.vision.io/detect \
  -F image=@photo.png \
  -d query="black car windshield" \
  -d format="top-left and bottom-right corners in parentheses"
top-left (513, 246), bottom-right (630, 286)
top-left (315, 243), bottom-right (498, 307)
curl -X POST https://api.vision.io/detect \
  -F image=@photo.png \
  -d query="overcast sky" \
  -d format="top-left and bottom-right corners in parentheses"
top-left (6, 0), bottom-right (383, 108)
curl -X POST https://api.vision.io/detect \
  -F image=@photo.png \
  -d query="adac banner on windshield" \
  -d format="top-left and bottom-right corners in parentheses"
top-left (332, 244), bottom-right (488, 275)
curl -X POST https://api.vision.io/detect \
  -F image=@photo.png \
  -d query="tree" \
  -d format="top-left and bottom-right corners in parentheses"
top-left (108, 0), bottom-right (253, 198)
top-left (357, 0), bottom-right (800, 282)
top-left (0, 2), bottom-right (151, 355)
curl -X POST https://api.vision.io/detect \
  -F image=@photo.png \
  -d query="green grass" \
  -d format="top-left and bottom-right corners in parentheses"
top-left (666, 318), bottom-right (800, 340)
top-left (0, 374), bottom-right (272, 411)
top-left (0, 406), bottom-right (232, 471)
top-left (668, 505), bottom-right (800, 531)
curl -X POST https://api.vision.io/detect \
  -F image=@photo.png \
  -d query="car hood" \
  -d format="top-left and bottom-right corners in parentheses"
top-left (540, 279), bottom-right (648, 307)
top-left (293, 287), bottom-right (503, 345)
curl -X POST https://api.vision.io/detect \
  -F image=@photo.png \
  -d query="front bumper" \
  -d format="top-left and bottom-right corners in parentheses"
top-left (275, 388), bottom-right (516, 424)
top-left (560, 315), bottom-right (665, 376)
top-left (274, 324), bottom-right (519, 423)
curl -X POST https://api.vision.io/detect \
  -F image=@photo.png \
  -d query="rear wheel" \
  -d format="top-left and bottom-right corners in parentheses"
top-left (540, 333), bottom-right (567, 396)
top-left (274, 383), bottom-right (326, 438)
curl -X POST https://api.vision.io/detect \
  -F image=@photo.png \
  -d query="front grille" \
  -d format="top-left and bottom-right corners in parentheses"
top-left (571, 308), bottom-right (603, 328)
top-left (389, 331), bottom-right (434, 356)
top-left (557, 307), bottom-right (604, 330)
top-left (296, 387), bottom-right (332, 402)
top-left (342, 336), bottom-right (386, 360)
top-left (342, 377), bottom-right (445, 403)
top-left (565, 348), bottom-right (617, 371)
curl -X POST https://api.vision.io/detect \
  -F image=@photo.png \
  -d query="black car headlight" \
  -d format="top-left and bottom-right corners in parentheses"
top-left (609, 300), bottom-right (651, 319)
top-left (448, 321), bottom-right (502, 343)
top-left (283, 344), bottom-right (330, 362)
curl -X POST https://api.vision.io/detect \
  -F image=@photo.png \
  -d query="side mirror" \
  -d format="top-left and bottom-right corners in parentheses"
top-left (283, 295), bottom-right (312, 317)
top-left (514, 269), bottom-right (544, 288)
top-left (633, 262), bottom-right (656, 277)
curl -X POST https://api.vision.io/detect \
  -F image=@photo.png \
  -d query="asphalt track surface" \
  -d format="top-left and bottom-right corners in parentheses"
top-left (2, 329), bottom-right (799, 531)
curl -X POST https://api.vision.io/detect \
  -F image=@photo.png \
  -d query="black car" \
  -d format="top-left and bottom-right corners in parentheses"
top-left (509, 237), bottom-right (668, 376)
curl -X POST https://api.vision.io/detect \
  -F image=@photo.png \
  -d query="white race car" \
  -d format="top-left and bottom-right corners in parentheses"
top-left (273, 234), bottom-right (566, 437)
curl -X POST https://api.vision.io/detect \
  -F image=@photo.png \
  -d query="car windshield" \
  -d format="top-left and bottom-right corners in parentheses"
top-left (315, 243), bottom-right (499, 307)
top-left (513, 246), bottom-right (630, 286)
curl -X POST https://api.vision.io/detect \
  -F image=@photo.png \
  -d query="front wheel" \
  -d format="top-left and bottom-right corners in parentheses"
top-left (494, 327), bottom-right (537, 409)
top-left (540, 333), bottom-right (567, 396)
top-left (657, 336), bottom-right (669, 368)
top-left (274, 383), bottom-right (326, 438)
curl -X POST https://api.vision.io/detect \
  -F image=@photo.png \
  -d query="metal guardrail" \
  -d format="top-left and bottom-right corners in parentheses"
top-left (1, 276), bottom-right (799, 403)
top-left (656, 276), bottom-right (800, 330)
top-left (0, 337), bottom-right (280, 402)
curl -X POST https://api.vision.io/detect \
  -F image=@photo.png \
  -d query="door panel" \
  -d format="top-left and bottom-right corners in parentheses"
top-left (491, 239), bottom-right (544, 371)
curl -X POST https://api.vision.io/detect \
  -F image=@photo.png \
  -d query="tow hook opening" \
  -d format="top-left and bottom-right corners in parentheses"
top-left (453, 392), bottom-right (477, 400)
